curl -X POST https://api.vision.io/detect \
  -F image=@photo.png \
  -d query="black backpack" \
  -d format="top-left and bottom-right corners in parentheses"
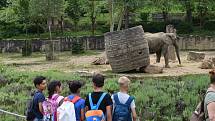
top-left (25, 92), bottom-right (36, 121)
top-left (190, 91), bottom-right (215, 121)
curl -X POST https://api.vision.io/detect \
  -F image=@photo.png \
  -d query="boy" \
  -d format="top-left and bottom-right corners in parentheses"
top-left (32, 76), bottom-right (47, 121)
top-left (67, 80), bottom-right (85, 121)
top-left (85, 73), bottom-right (113, 121)
top-left (112, 76), bottom-right (137, 121)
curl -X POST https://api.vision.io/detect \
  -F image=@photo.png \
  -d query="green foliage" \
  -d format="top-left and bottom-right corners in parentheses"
top-left (97, 21), bottom-right (109, 33)
top-left (140, 12), bottom-right (149, 22)
top-left (142, 22), bottom-right (166, 33)
top-left (204, 20), bottom-right (215, 31)
top-left (169, 20), bottom-right (194, 34)
top-left (65, 0), bottom-right (84, 29)
top-left (0, 64), bottom-right (210, 120)
top-left (71, 40), bottom-right (85, 54)
top-left (0, 0), bottom-right (7, 8)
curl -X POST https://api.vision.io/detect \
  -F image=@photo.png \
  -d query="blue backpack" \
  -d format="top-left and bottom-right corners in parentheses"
top-left (85, 93), bottom-right (107, 121)
top-left (112, 94), bottom-right (134, 121)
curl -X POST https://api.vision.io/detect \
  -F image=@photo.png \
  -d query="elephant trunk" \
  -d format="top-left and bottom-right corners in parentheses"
top-left (174, 43), bottom-right (181, 65)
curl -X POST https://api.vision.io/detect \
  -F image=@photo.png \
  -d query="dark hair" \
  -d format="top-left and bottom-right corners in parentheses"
top-left (69, 80), bottom-right (83, 93)
top-left (48, 81), bottom-right (61, 98)
top-left (210, 70), bottom-right (215, 83)
top-left (92, 73), bottom-right (104, 87)
top-left (33, 76), bottom-right (46, 87)
top-left (68, 80), bottom-right (83, 93)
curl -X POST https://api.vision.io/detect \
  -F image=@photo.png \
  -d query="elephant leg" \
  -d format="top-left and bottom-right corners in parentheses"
top-left (162, 45), bottom-right (170, 68)
top-left (156, 50), bottom-right (162, 63)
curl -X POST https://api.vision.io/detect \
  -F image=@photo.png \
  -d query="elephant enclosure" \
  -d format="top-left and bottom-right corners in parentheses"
top-left (0, 51), bottom-right (214, 77)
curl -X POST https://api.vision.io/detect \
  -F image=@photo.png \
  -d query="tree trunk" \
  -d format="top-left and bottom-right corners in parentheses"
top-left (46, 18), bottom-right (55, 61)
top-left (91, 0), bottom-right (96, 35)
top-left (108, 0), bottom-right (114, 32)
top-left (124, 5), bottom-right (129, 29)
top-left (186, 1), bottom-right (193, 24)
top-left (36, 22), bottom-right (40, 37)
top-left (162, 10), bottom-right (168, 23)
top-left (60, 16), bottom-right (64, 36)
top-left (117, 7), bottom-right (124, 31)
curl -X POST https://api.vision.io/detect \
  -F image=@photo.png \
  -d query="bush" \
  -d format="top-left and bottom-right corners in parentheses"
top-left (204, 20), bottom-right (215, 31)
top-left (71, 40), bottom-right (85, 54)
top-left (140, 12), bottom-right (149, 22)
top-left (97, 21), bottom-right (109, 33)
top-left (142, 22), bottom-right (166, 33)
top-left (0, 22), bottom-right (22, 38)
top-left (22, 40), bottom-right (32, 56)
top-left (176, 21), bottom-right (193, 34)
top-left (168, 20), bottom-right (193, 34)
top-left (26, 24), bottom-right (45, 34)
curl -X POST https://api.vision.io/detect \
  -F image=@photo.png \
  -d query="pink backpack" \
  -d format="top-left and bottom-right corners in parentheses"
top-left (42, 94), bottom-right (59, 121)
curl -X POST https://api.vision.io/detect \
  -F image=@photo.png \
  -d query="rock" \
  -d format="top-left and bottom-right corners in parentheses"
top-left (92, 57), bottom-right (108, 65)
top-left (212, 57), bottom-right (215, 65)
top-left (92, 52), bottom-right (109, 65)
top-left (187, 51), bottom-right (205, 62)
top-left (143, 65), bottom-right (163, 74)
top-left (200, 60), bottom-right (214, 69)
top-left (105, 26), bottom-right (150, 73)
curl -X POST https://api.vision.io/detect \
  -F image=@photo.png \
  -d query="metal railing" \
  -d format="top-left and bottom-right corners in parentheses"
top-left (0, 108), bottom-right (26, 120)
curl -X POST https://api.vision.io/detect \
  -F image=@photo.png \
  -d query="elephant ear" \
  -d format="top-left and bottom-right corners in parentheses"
top-left (164, 33), bottom-right (176, 45)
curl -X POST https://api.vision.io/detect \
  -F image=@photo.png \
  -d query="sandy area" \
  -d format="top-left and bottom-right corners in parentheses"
top-left (0, 51), bottom-right (214, 77)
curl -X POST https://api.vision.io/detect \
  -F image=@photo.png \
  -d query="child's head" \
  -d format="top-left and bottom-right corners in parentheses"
top-left (48, 80), bottom-right (62, 98)
top-left (209, 69), bottom-right (215, 84)
top-left (69, 80), bottom-right (83, 94)
top-left (118, 76), bottom-right (130, 91)
top-left (92, 73), bottom-right (104, 88)
top-left (34, 76), bottom-right (47, 91)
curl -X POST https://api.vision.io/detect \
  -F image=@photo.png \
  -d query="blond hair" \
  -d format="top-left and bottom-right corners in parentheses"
top-left (118, 76), bottom-right (130, 87)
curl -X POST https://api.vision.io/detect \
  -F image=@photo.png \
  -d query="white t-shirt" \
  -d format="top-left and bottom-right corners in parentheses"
top-left (111, 92), bottom-right (136, 109)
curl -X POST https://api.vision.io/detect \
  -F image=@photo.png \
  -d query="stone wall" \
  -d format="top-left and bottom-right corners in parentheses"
top-left (178, 35), bottom-right (215, 51)
top-left (0, 36), bottom-right (104, 53)
top-left (0, 35), bottom-right (215, 53)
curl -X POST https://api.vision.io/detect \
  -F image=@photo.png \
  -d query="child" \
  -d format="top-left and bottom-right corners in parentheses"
top-left (47, 80), bottom-right (64, 106)
top-left (67, 80), bottom-right (85, 121)
top-left (42, 81), bottom-right (64, 121)
top-left (112, 76), bottom-right (137, 121)
top-left (32, 76), bottom-right (47, 121)
top-left (85, 73), bottom-right (113, 121)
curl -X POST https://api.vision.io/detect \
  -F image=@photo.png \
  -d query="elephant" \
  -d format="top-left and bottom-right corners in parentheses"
top-left (144, 32), bottom-right (181, 68)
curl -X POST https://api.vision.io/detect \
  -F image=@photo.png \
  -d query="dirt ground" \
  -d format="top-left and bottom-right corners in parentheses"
top-left (0, 51), bottom-right (215, 77)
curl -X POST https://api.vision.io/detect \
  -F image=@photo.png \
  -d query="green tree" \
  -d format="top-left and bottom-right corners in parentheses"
top-left (0, 0), bottom-right (20, 38)
top-left (113, 0), bottom-right (144, 30)
top-left (0, 0), bottom-right (7, 9)
top-left (15, 0), bottom-right (30, 36)
top-left (66, 0), bottom-right (83, 31)
top-left (150, 0), bottom-right (178, 23)
top-left (180, 0), bottom-right (194, 24)
top-left (29, 0), bottom-right (65, 60)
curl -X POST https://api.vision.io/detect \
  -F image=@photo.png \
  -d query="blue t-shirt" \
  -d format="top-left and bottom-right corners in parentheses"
top-left (68, 95), bottom-right (85, 121)
top-left (33, 91), bottom-right (45, 119)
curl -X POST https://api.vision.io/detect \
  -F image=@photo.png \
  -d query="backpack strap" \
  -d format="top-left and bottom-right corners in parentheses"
top-left (89, 93), bottom-right (94, 110)
top-left (113, 93), bottom-right (121, 105)
top-left (71, 96), bottom-right (81, 104)
top-left (96, 93), bottom-right (106, 110)
top-left (125, 96), bottom-right (134, 107)
top-left (51, 94), bottom-right (60, 101)
top-left (89, 93), bottom-right (107, 110)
